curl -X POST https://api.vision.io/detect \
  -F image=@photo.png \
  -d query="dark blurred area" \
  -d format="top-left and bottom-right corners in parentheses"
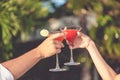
top-left (13, 39), bottom-right (84, 80)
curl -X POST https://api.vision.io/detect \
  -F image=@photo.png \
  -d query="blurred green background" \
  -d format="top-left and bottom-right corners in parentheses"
top-left (0, 0), bottom-right (120, 80)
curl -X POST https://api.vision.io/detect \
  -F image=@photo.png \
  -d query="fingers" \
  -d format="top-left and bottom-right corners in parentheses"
top-left (52, 41), bottom-right (63, 54)
top-left (54, 40), bottom-right (64, 49)
top-left (49, 32), bottom-right (64, 40)
top-left (77, 31), bottom-right (80, 36)
top-left (77, 32), bottom-right (86, 37)
top-left (56, 49), bottom-right (61, 54)
top-left (77, 32), bottom-right (90, 39)
top-left (48, 33), bottom-right (64, 53)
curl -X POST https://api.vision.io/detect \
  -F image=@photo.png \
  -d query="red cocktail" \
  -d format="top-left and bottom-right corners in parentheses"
top-left (55, 36), bottom-right (64, 42)
top-left (63, 26), bottom-right (81, 66)
top-left (64, 29), bottom-right (78, 46)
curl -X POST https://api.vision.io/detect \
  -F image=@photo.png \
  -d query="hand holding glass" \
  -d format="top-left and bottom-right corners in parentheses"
top-left (49, 31), bottom-right (67, 72)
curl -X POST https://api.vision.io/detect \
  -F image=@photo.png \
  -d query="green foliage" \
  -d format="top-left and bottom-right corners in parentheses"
top-left (0, 0), bottom-right (49, 61)
top-left (67, 0), bottom-right (103, 14)
top-left (88, 15), bottom-right (113, 61)
top-left (89, 15), bottom-right (120, 58)
top-left (90, 27), bottom-right (120, 58)
top-left (67, 0), bottom-right (120, 59)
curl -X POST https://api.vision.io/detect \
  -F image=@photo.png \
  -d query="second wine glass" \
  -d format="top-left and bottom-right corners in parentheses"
top-left (63, 25), bottom-right (82, 66)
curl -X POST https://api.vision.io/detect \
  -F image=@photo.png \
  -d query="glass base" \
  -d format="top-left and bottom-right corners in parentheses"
top-left (49, 68), bottom-right (67, 72)
top-left (64, 62), bottom-right (80, 66)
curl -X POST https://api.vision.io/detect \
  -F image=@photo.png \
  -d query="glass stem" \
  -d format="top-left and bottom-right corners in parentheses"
top-left (55, 54), bottom-right (60, 69)
top-left (70, 47), bottom-right (74, 62)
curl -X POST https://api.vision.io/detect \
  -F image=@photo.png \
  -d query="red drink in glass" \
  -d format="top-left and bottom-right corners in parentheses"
top-left (64, 29), bottom-right (78, 46)
top-left (62, 26), bottom-right (81, 66)
top-left (55, 36), bottom-right (64, 42)
top-left (49, 33), bottom-right (64, 42)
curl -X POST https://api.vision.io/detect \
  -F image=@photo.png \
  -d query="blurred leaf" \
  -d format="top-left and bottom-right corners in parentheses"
top-left (113, 44), bottom-right (120, 57)
top-left (0, 0), bottom-right (50, 61)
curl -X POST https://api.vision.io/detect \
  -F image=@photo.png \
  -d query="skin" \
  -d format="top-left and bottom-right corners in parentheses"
top-left (73, 32), bottom-right (120, 80)
top-left (1, 32), bottom-right (64, 80)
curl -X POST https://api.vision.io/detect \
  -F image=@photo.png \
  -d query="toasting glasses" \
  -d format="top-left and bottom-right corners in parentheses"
top-left (63, 25), bottom-right (82, 66)
top-left (49, 25), bottom-right (82, 72)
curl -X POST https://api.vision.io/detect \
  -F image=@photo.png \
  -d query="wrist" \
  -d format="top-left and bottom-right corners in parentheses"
top-left (34, 47), bottom-right (45, 59)
top-left (86, 40), bottom-right (95, 50)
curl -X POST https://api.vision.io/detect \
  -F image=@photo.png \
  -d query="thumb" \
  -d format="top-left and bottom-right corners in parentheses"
top-left (77, 31), bottom-right (81, 36)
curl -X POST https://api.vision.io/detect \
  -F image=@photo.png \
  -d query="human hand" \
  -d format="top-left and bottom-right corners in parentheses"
top-left (36, 33), bottom-right (64, 58)
top-left (72, 32), bottom-right (92, 49)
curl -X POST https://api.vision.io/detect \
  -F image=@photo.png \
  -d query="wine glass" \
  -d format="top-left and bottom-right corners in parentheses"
top-left (63, 25), bottom-right (82, 66)
top-left (49, 31), bottom-right (67, 72)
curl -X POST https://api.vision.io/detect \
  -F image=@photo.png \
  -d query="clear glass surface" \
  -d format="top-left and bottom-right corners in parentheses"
top-left (49, 54), bottom-right (67, 72)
